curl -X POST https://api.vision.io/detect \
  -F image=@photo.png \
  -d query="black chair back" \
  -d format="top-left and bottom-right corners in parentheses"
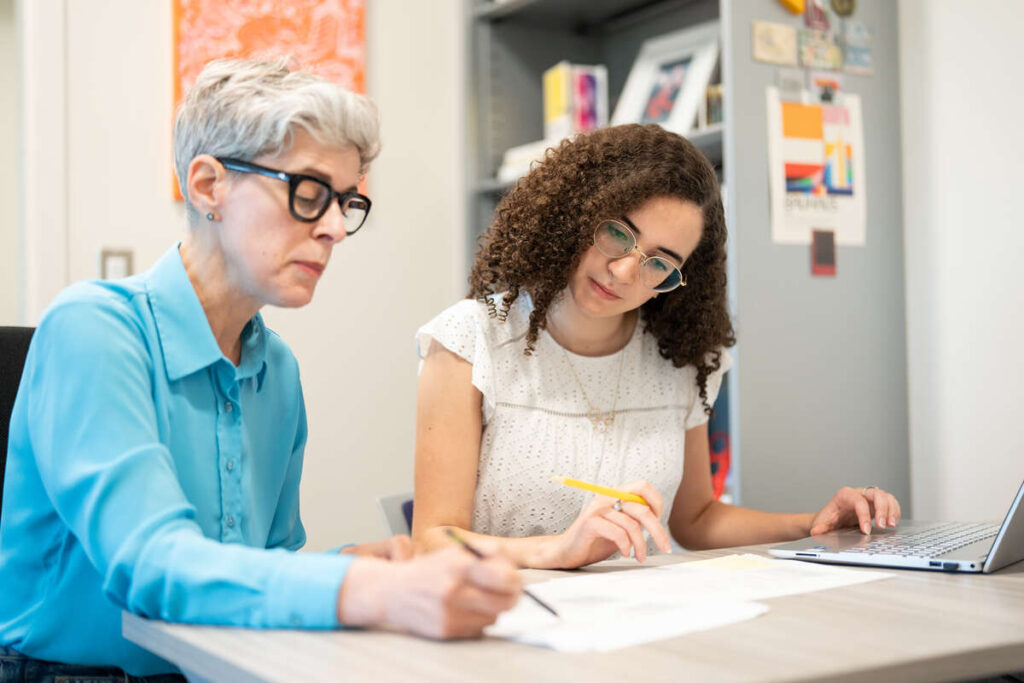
top-left (1, 327), bottom-right (35, 513)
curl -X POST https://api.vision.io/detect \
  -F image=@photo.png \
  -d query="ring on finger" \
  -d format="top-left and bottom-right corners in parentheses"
top-left (612, 499), bottom-right (623, 512)
top-left (861, 485), bottom-right (878, 496)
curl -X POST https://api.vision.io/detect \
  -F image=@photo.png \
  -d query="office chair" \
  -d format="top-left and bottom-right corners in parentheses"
top-left (376, 492), bottom-right (414, 536)
top-left (1, 327), bottom-right (35, 515)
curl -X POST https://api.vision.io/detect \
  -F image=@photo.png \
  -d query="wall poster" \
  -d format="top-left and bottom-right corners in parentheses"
top-left (766, 86), bottom-right (866, 245)
top-left (172, 0), bottom-right (366, 198)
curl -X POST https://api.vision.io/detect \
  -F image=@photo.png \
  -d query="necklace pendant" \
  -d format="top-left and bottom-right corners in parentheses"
top-left (589, 410), bottom-right (614, 433)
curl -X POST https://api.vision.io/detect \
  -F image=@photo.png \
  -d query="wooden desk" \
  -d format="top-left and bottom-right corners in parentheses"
top-left (122, 544), bottom-right (1024, 682)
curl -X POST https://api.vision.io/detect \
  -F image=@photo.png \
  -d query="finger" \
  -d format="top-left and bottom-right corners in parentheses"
top-left (437, 607), bottom-right (502, 639)
top-left (602, 509), bottom-right (648, 562)
top-left (390, 535), bottom-right (414, 561)
top-left (865, 488), bottom-right (889, 528)
top-left (451, 581), bottom-right (522, 618)
top-left (622, 480), bottom-right (665, 518)
top-left (589, 517), bottom-right (632, 559)
top-left (620, 502), bottom-right (672, 554)
top-left (433, 545), bottom-right (475, 577)
top-left (853, 495), bottom-right (872, 534)
top-left (892, 495), bottom-right (902, 525)
top-left (466, 557), bottom-right (522, 596)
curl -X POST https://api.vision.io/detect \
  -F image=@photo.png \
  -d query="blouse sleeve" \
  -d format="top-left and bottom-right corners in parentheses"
top-left (684, 348), bottom-right (734, 429)
top-left (415, 299), bottom-right (497, 423)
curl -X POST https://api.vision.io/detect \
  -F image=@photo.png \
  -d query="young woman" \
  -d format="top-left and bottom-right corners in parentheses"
top-left (0, 58), bottom-right (519, 681)
top-left (413, 123), bottom-right (901, 569)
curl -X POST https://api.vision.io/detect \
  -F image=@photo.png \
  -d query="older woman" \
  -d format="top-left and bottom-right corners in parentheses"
top-left (0, 58), bottom-right (520, 681)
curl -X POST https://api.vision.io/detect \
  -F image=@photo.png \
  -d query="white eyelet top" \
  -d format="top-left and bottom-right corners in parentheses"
top-left (416, 294), bottom-right (731, 541)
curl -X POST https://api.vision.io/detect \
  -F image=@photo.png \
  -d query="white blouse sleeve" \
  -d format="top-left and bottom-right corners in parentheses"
top-left (415, 299), bottom-right (498, 422)
top-left (684, 348), bottom-right (734, 429)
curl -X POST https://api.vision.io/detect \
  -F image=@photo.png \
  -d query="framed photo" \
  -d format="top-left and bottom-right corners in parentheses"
top-left (611, 22), bottom-right (720, 136)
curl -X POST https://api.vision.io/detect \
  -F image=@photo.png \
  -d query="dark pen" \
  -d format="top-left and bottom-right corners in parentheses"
top-left (444, 527), bottom-right (560, 619)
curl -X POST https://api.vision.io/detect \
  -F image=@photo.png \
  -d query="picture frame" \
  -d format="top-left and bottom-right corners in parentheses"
top-left (611, 21), bottom-right (720, 136)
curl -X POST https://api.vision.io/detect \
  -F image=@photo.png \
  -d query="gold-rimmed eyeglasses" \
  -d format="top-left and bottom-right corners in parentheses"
top-left (592, 219), bottom-right (687, 292)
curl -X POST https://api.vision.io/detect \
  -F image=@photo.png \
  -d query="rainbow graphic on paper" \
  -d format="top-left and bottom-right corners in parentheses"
top-left (781, 102), bottom-right (854, 196)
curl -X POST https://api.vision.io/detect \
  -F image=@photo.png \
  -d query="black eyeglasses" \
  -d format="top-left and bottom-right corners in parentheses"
top-left (216, 157), bottom-right (372, 235)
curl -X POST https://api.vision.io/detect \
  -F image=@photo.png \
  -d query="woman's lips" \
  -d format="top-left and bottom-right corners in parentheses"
top-left (294, 261), bottom-right (325, 277)
top-left (589, 277), bottom-right (620, 300)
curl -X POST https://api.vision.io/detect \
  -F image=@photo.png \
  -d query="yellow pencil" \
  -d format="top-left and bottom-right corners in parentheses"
top-left (550, 476), bottom-right (650, 507)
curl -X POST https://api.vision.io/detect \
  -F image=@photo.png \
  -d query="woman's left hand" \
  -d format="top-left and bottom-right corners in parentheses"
top-left (340, 535), bottom-right (415, 561)
top-left (809, 486), bottom-right (902, 535)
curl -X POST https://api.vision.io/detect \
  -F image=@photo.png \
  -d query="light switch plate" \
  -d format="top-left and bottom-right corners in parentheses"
top-left (100, 248), bottom-right (134, 279)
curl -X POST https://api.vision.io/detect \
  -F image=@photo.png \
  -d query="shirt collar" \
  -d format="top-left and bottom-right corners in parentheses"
top-left (146, 244), bottom-right (268, 388)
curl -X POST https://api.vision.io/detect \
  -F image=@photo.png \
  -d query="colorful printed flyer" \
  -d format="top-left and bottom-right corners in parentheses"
top-left (766, 86), bottom-right (866, 245)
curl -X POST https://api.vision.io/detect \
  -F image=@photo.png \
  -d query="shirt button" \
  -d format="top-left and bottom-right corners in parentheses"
top-left (226, 515), bottom-right (235, 528)
top-left (226, 459), bottom-right (235, 472)
top-left (225, 401), bottom-right (233, 413)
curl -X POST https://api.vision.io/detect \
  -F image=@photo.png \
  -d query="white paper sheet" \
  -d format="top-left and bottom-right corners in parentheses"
top-left (487, 596), bottom-right (768, 652)
top-left (487, 555), bottom-right (892, 652)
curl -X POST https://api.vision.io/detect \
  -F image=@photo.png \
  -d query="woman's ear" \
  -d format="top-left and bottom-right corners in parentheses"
top-left (186, 154), bottom-right (227, 216)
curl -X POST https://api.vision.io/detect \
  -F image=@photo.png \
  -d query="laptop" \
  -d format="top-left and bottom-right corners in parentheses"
top-left (769, 478), bottom-right (1024, 573)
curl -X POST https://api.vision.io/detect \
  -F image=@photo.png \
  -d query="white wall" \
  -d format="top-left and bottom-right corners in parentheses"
top-left (0, 0), bottom-right (17, 325)
top-left (16, 0), bottom-right (465, 549)
top-left (900, 0), bottom-right (1024, 521)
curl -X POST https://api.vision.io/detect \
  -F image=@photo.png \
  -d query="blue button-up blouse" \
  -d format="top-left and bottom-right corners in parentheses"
top-left (0, 245), bottom-right (353, 675)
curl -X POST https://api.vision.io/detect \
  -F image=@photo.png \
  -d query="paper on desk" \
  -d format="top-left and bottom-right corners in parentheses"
top-left (487, 595), bottom-right (768, 652)
top-left (527, 554), bottom-right (893, 605)
top-left (487, 554), bottom-right (892, 652)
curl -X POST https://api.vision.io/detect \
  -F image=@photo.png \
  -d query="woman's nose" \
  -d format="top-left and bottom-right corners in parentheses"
top-left (608, 249), bottom-right (642, 283)
top-left (313, 202), bottom-right (348, 243)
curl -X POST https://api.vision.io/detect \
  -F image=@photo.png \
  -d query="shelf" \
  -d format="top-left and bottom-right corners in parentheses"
top-left (475, 122), bottom-right (723, 193)
top-left (474, 177), bottom-right (517, 195)
top-left (474, 0), bottom-right (706, 32)
top-left (687, 122), bottom-right (724, 166)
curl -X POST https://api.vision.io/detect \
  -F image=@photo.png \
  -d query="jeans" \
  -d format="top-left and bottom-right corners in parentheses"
top-left (0, 647), bottom-right (185, 683)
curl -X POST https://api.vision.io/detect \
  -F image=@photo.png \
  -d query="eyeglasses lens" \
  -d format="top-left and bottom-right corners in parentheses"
top-left (594, 221), bottom-right (634, 257)
top-left (643, 259), bottom-right (681, 291)
top-left (292, 178), bottom-right (332, 220)
top-left (340, 195), bottom-right (369, 233)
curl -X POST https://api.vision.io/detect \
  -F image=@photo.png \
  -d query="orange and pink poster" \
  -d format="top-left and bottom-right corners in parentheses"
top-left (766, 86), bottom-right (865, 245)
top-left (173, 0), bottom-right (366, 197)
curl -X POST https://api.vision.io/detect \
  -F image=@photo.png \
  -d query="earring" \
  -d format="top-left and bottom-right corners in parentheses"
top-left (206, 212), bottom-right (218, 222)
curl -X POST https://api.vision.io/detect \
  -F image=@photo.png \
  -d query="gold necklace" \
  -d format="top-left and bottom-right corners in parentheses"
top-left (560, 344), bottom-right (627, 433)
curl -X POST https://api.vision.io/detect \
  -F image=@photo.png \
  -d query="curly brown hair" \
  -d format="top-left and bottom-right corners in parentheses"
top-left (469, 123), bottom-right (735, 416)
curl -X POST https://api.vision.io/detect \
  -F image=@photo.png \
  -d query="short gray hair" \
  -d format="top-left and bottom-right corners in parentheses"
top-left (173, 57), bottom-right (381, 223)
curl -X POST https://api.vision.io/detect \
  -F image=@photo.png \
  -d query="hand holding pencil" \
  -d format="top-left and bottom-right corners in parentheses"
top-left (537, 477), bottom-right (673, 569)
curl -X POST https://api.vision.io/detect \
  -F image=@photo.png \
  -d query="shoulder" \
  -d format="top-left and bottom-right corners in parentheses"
top-left (27, 279), bottom-right (157, 388)
top-left (38, 278), bottom-right (152, 350)
top-left (418, 292), bottom-right (532, 350)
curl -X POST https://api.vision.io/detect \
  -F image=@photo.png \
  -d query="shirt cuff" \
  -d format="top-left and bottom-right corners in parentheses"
top-left (266, 551), bottom-right (355, 629)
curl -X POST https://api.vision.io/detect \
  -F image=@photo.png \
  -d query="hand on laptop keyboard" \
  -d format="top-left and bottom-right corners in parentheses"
top-left (809, 485), bottom-right (903, 536)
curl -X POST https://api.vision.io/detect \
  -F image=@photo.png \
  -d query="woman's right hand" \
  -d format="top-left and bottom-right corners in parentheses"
top-left (336, 546), bottom-right (522, 639)
top-left (537, 480), bottom-right (673, 569)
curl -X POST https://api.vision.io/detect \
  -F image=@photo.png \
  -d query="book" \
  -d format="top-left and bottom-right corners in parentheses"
top-left (543, 61), bottom-right (608, 141)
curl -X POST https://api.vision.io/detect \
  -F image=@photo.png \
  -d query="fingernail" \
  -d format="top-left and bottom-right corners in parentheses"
top-left (889, 517), bottom-right (896, 526)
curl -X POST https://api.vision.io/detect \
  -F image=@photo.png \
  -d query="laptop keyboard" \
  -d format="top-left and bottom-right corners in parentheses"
top-left (841, 522), bottom-right (999, 558)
